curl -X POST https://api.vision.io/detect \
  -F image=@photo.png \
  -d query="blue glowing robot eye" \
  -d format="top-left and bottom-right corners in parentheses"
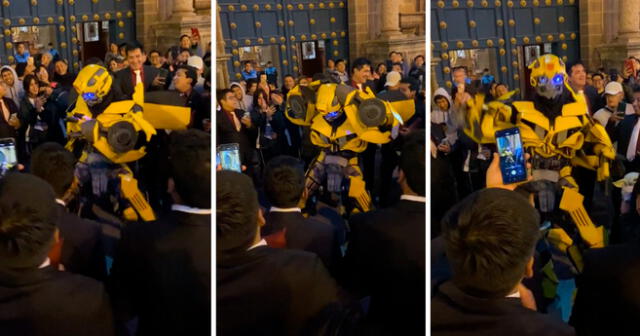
top-left (538, 76), bottom-right (548, 85)
top-left (326, 111), bottom-right (340, 118)
top-left (552, 74), bottom-right (564, 85)
top-left (82, 92), bottom-right (97, 101)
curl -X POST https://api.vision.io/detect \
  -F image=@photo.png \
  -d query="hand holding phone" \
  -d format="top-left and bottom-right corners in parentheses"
top-left (217, 143), bottom-right (242, 172)
top-left (491, 127), bottom-right (529, 186)
top-left (0, 138), bottom-right (18, 176)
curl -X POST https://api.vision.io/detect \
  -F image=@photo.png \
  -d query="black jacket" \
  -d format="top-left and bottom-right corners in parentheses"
top-left (432, 281), bottom-right (575, 336)
top-left (570, 242), bottom-right (640, 336)
top-left (0, 96), bottom-right (19, 139)
top-left (113, 65), bottom-right (161, 100)
top-left (341, 199), bottom-right (426, 334)
top-left (216, 108), bottom-right (254, 166)
top-left (262, 210), bottom-right (341, 274)
top-left (0, 266), bottom-right (114, 336)
top-left (109, 211), bottom-right (210, 336)
top-left (57, 204), bottom-right (106, 281)
top-left (217, 246), bottom-right (340, 336)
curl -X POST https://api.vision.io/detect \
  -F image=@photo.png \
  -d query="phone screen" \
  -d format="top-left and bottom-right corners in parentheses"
top-left (495, 127), bottom-right (527, 184)
top-left (217, 143), bottom-right (241, 173)
top-left (0, 138), bottom-right (17, 176)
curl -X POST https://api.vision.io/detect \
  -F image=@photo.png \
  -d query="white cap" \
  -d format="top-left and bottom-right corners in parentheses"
top-left (604, 81), bottom-right (623, 95)
top-left (187, 55), bottom-right (204, 71)
top-left (385, 71), bottom-right (402, 87)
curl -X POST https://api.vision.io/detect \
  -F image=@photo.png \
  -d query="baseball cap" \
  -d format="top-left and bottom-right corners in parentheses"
top-left (187, 55), bottom-right (204, 71)
top-left (604, 81), bottom-right (623, 95)
top-left (385, 71), bottom-right (402, 87)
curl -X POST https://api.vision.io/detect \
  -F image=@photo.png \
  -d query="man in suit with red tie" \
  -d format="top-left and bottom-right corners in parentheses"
top-left (112, 43), bottom-right (164, 100)
top-left (216, 88), bottom-right (254, 170)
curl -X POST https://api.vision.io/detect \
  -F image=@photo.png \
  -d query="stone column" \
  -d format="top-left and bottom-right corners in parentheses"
top-left (216, 9), bottom-right (231, 89)
top-left (173, 0), bottom-right (196, 17)
top-left (618, 0), bottom-right (640, 35)
top-left (431, 56), bottom-right (441, 95)
top-left (380, 0), bottom-right (400, 37)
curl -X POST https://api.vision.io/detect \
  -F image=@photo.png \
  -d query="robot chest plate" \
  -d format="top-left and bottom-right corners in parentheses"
top-left (310, 114), bottom-right (365, 151)
top-left (518, 109), bottom-right (587, 158)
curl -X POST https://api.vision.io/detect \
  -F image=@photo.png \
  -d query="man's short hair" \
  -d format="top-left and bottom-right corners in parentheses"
top-left (0, 67), bottom-right (12, 76)
top-left (335, 59), bottom-right (346, 66)
top-left (264, 156), bottom-right (305, 208)
top-left (246, 78), bottom-right (258, 89)
top-left (400, 77), bottom-right (419, 92)
top-left (592, 72), bottom-right (604, 80)
top-left (177, 65), bottom-right (198, 87)
top-left (442, 188), bottom-right (540, 297)
top-left (125, 43), bottom-right (144, 55)
top-left (169, 129), bottom-right (211, 209)
top-left (179, 34), bottom-right (190, 41)
top-left (283, 74), bottom-right (294, 79)
top-left (452, 66), bottom-right (467, 74)
top-left (351, 57), bottom-right (371, 74)
top-left (217, 88), bottom-right (233, 106)
top-left (399, 130), bottom-right (425, 196)
top-left (388, 51), bottom-right (397, 58)
top-left (31, 142), bottom-right (76, 198)
top-left (149, 49), bottom-right (160, 57)
top-left (0, 173), bottom-right (59, 268)
top-left (217, 171), bottom-right (259, 253)
top-left (566, 60), bottom-right (585, 75)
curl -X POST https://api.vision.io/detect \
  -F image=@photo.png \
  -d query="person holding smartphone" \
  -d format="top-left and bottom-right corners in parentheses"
top-left (0, 79), bottom-right (20, 140)
top-left (593, 81), bottom-right (634, 132)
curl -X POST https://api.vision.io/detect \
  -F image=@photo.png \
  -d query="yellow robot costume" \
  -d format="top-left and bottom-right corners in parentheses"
top-left (67, 64), bottom-right (190, 222)
top-left (286, 79), bottom-right (415, 213)
top-left (464, 54), bottom-right (614, 270)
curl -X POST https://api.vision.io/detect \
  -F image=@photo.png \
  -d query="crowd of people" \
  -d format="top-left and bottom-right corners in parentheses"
top-left (0, 33), bottom-right (212, 335)
top-left (431, 56), bottom-right (640, 335)
top-left (217, 51), bottom-right (427, 334)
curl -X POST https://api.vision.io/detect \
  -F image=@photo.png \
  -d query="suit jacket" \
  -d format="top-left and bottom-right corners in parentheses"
top-left (432, 281), bottom-right (575, 336)
top-left (113, 65), bottom-right (160, 100)
top-left (109, 211), bottom-right (210, 336)
top-left (0, 266), bottom-right (114, 336)
top-left (570, 242), bottom-right (640, 336)
top-left (262, 210), bottom-right (340, 273)
top-left (217, 246), bottom-right (340, 336)
top-left (613, 113), bottom-right (639, 158)
top-left (57, 204), bottom-right (106, 280)
top-left (341, 199), bottom-right (426, 334)
top-left (216, 108), bottom-right (254, 165)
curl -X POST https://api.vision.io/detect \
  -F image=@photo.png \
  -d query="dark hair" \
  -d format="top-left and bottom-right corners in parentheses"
top-left (399, 130), bottom-right (425, 196)
top-left (23, 74), bottom-right (39, 92)
top-left (216, 88), bottom-right (234, 107)
top-left (388, 51), bottom-right (397, 58)
top-left (414, 55), bottom-right (425, 63)
top-left (217, 170), bottom-right (259, 253)
top-left (351, 57), bottom-right (371, 75)
top-left (176, 65), bottom-right (198, 87)
top-left (0, 173), bottom-right (59, 268)
top-left (442, 188), bottom-right (540, 298)
top-left (16, 42), bottom-right (24, 48)
top-left (85, 57), bottom-right (104, 66)
top-left (246, 78), bottom-right (258, 90)
top-left (400, 77), bottom-right (419, 92)
top-left (335, 59), bottom-right (346, 66)
top-left (452, 66), bottom-right (467, 74)
top-left (148, 49), bottom-right (160, 57)
top-left (125, 43), bottom-right (144, 55)
top-left (566, 60), bottom-right (585, 76)
top-left (169, 129), bottom-right (211, 208)
top-left (376, 63), bottom-right (386, 73)
top-left (592, 72), bottom-right (604, 80)
top-left (264, 156), bottom-right (305, 207)
top-left (31, 142), bottom-right (76, 198)
top-left (243, 60), bottom-right (252, 66)
top-left (284, 74), bottom-right (294, 80)
top-left (0, 68), bottom-right (12, 76)
top-left (253, 88), bottom-right (269, 108)
top-left (179, 34), bottom-right (190, 41)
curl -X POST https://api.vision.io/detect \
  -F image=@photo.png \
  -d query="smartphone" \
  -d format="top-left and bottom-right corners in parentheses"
top-left (495, 127), bottom-right (527, 184)
top-left (625, 59), bottom-right (635, 75)
top-left (27, 56), bottom-right (34, 66)
top-left (157, 67), bottom-right (169, 80)
top-left (217, 143), bottom-right (241, 173)
top-left (0, 137), bottom-right (17, 176)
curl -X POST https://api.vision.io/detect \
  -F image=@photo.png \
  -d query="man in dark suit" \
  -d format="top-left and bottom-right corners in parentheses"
top-left (341, 130), bottom-right (426, 335)
top-left (30, 142), bottom-right (106, 281)
top-left (109, 129), bottom-right (211, 336)
top-left (174, 65), bottom-right (209, 131)
top-left (0, 173), bottom-right (114, 335)
top-left (113, 43), bottom-right (164, 100)
top-left (431, 188), bottom-right (574, 336)
top-left (217, 170), bottom-right (343, 335)
top-left (261, 155), bottom-right (341, 273)
top-left (216, 88), bottom-right (255, 168)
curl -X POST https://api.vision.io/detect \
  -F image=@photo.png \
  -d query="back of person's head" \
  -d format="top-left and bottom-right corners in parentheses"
top-left (400, 130), bottom-right (425, 196)
top-left (442, 188), bottom-right (540, 297)
top-left (0, 173), bottom-right (59, 268)
top-left (264, 156), bottom-right (305, 208)
top-left (169, 129), bottom-right (211, 209)
top-left (85, 57), bottom-right (104, 67)
top-left (217, 170), bottom-right (258, 253)
top-left (31, 142), bottom-right (76, 198)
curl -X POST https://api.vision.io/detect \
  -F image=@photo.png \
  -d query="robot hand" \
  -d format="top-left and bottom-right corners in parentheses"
top-left (559, 187), bottom-right (604, 248)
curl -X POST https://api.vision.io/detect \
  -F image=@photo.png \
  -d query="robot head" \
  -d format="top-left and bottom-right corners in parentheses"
top-left (73, 64), bottom-right (113, 107)
top-left (529, 54), bottom-right (566, 100)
